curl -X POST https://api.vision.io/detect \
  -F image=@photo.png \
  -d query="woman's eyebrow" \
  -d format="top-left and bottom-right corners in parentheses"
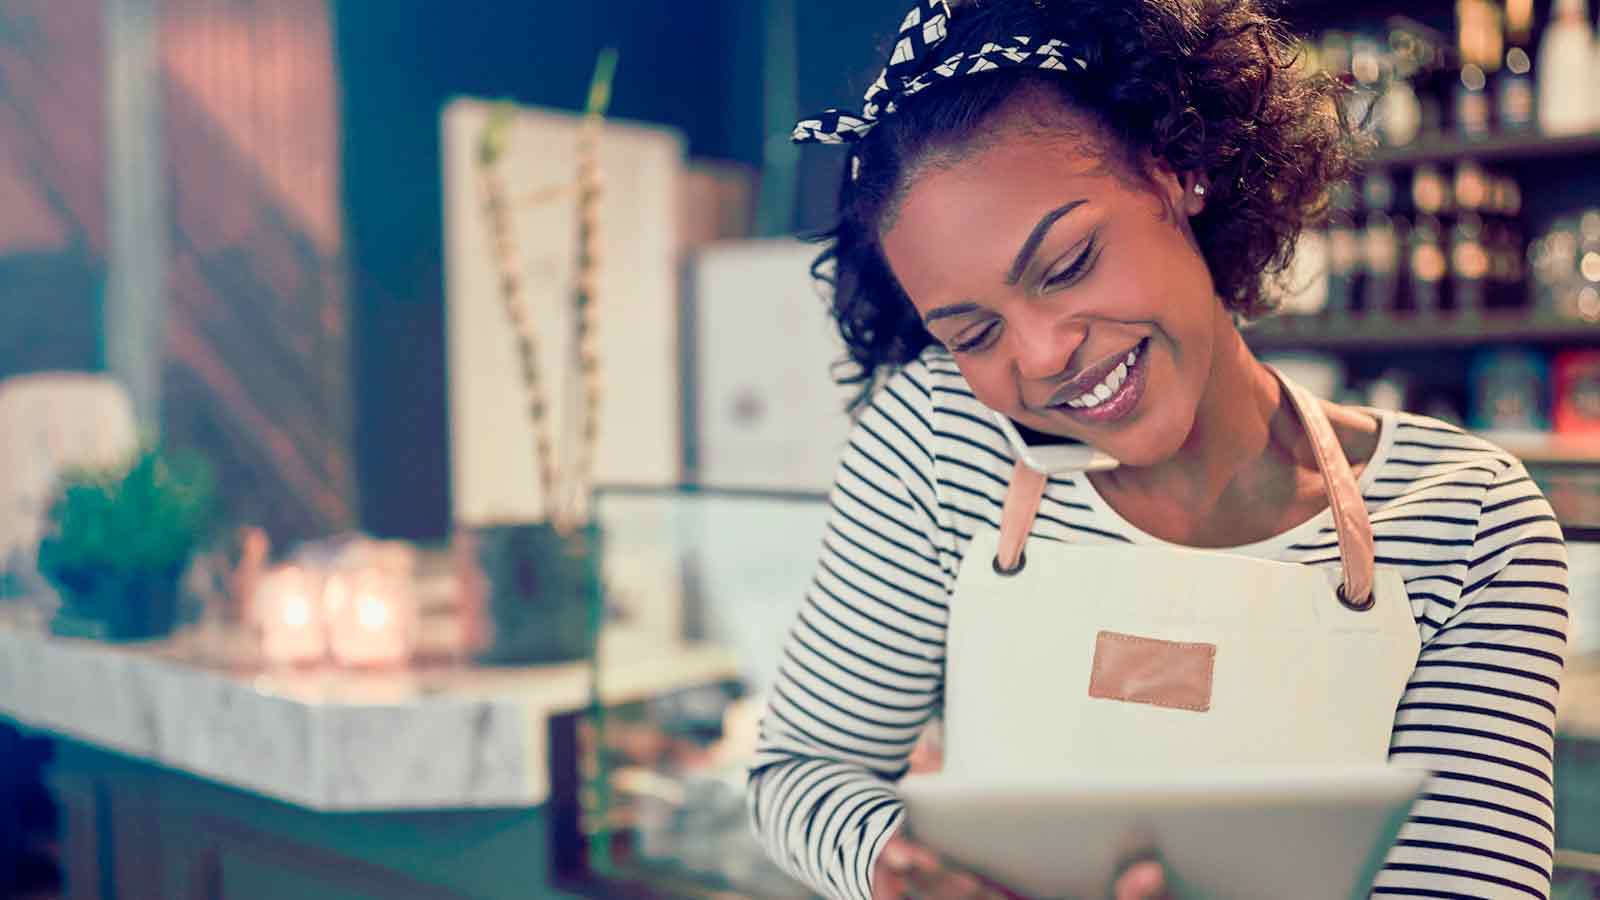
top-left (1004, 198), bottom-right (1087, 285)
top-left (922, 198), bottom-right (1089, 325)
top-left (923, 301), bottom-right (982, 325)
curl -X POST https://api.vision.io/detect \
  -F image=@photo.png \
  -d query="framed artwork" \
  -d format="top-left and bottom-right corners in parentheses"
top-left (689, 238), bottom-right (852, 493)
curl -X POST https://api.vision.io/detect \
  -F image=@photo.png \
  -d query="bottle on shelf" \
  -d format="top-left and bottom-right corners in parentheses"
top-left (1487, 174), bottom-right (1527, 313)
top-left (1320, 31), bottom-right (1359, 127)
top-left (1496, 0), bottom-right (1538, 133)
top-left (1452, 216), bottom-right (1493, 318)
top-left (1416, 28), bottom-right (1455, 137)
top-left (1450, 162), bottom-right (1495, 317)
top-left (1321, 30), bottom-right (1352, 84)
top-left (1537, 0), bottom-right (1598, 136)
top-left (1381, 28), bottom-right (1425, 147)
top-left (1454, 0), bottom-right (1503, 139)
top-left (1361, 170), bottom-right (1403, 316)
top-left (1351, 33), bottom-right (1387, 136)
top-left (1593, 0), bottom-right (1600, 127)
top-left (1326, 179), bottom-right (1362, 319)
top-left (1453, 160), bottom-right (1492, 214)
top-left (1408, 165), bottom-right (1452, 314)
top-left (1580, 211), bottom-right (1600, 320)
top-left (1530, 216), bottom-right (1585, 319)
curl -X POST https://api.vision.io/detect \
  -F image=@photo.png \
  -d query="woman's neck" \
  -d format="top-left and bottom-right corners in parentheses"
top-left (1093, 304), bottom-right (1298, 523)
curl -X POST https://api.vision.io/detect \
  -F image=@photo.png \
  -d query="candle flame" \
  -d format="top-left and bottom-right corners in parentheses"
top-left (284, 594), bottom-right (312, 628)
top-left (357, 594), bottom-right (391, 630)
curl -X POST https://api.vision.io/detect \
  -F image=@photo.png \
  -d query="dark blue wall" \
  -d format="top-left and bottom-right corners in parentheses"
top-left (336, 0), bottom-right (906, 539)
top-left (337, 0), bottom-right (750, 539)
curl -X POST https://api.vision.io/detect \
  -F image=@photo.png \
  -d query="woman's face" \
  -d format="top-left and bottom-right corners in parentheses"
top-left (879, 96), bottom-right (1223, 467)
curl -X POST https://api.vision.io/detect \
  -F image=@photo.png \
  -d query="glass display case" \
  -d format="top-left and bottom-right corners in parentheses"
top-left (553, 486), bottom-right (830, 899)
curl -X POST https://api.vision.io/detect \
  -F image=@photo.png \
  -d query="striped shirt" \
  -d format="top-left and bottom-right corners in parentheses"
top-left (747, 348), bottom-right (1570, 900)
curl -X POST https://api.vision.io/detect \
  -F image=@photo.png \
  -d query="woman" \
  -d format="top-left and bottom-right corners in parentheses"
top-left (748, 1), bottom-right (1569, 899)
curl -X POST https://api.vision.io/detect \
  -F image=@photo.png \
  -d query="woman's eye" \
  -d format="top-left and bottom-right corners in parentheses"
top-left (1043, 239), bottom-right (1099, 290)
top-left (952, 323), bottom-right (999, 354)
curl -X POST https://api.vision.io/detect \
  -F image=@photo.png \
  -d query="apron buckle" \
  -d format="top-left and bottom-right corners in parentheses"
top-left (1336, 584), bottom-right (1375, 612)
top-left (992, 550), bottom-right (1027, 577)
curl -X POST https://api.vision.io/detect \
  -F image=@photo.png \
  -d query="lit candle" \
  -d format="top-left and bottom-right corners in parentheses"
top-left (324, 565), bottom-right (416, 668)
top-left (252, 565), bottom-right (327, 666)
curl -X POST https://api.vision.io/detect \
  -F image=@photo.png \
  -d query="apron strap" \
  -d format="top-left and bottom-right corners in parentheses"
top-left (1273, 371), bottom-right (1377, 610)
top-left (989, 371), bottom-right (1377, 606)
top-left (995, 462), bottom-right (1047, 575)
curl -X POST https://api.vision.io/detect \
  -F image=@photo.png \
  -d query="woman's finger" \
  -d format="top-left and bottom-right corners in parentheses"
top-left (906, 865), bottom-right (989, 900)
top-left (1112, 860), bottom-right (1169, 900)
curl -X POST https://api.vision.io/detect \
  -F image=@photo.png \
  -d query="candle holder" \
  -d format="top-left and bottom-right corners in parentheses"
top-left (250, 564), bottom-right (327, 667)
top-left (324, 561), bottom-right (418, 669)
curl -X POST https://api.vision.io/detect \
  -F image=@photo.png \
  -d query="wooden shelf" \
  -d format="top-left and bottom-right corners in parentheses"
top-left (1489, 433), bottom-right (1600, 466)
top-left (1245, 313), bottom-right (1600, 351)
top-left (1555, 848), bottom-right (1600, 874)
top-left (1370, 131), bottom-right (1600, 169)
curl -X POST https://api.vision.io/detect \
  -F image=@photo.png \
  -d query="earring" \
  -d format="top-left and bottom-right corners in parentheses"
top-left (1194, 183), bottom-right (1207, 197)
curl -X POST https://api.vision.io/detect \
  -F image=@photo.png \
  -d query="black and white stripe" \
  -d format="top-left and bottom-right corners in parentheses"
top-left (748, 348), bottom-right (1568, 900)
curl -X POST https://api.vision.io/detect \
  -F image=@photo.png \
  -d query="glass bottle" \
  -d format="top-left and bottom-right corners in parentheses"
top-left (1351, 33), bottom-right (1387, 136)
top-left (1496, 0), bottom-right (1537, 132)
top-left (1454, 0), bottom-right (1502, 138)
top-left (1538, 0), bottom-right (1597, 136)
top-left (1381, 28), bottom-right (1425, 146)
top-left (1452, 213), bottom-right (1492, 317)
top-left (1327, 180), bottom-right (1362, 319)
top-left (1362, 171), bottom-right (1402, 316)
top-left (1408, 166), bottom-right (1452, 315)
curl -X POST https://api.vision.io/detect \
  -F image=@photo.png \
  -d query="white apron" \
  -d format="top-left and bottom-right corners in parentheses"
top-left (942, 374), bottom-right (1421, 778)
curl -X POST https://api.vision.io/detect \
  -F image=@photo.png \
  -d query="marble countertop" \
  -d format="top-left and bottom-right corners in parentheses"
top-left (4, 611), bottom-right (1597, 814)
top-left (0, 620), bottom-right (740, 812)
top-left (1558, 656), bottom-right (1600, 741)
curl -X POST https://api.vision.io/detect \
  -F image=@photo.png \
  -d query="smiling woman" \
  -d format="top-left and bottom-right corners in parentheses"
top-left (749, 2), bottom-right (1569, 900)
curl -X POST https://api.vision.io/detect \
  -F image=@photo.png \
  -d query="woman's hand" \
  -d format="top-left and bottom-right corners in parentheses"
top-left (871, 832), bottom-right (1172, 900)
top-left (873, 832), bottom-right (1020, 899)
top-left (1112, 860), bottom-right (1170, 900)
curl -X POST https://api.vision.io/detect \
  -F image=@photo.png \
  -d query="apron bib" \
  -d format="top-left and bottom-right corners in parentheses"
top-left (941, 373), bottom-right (1421, 777)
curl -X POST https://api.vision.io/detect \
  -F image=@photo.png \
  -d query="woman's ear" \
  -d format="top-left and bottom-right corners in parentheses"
top-left (1144, 154), bottom-right (1207, 218)
top-left (1178, 172), bottom-right (1208, 217)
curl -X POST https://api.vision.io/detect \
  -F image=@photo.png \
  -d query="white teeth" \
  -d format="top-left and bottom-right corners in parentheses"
top-left (1065, 343), bottom-right (1142, 411)
top-left (1106, 362), bottom-right (1128, 391)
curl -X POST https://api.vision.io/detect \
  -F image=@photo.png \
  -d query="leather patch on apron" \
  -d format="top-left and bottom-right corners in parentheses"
top-left (1088, 631), bottom-right (1216, 712)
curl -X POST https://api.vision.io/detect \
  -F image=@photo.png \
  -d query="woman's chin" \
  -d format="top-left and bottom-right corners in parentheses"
top-left (1094, 421), bottom-right (1191, 470)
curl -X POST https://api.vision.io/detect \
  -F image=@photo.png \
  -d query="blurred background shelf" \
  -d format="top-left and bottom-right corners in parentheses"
top-left (1245, 313), bottom-right (1600, 350)
top-left (1371, 130), bottom-right (1600, 167)
top-left (1490, 432), bottom-right (1600, 464)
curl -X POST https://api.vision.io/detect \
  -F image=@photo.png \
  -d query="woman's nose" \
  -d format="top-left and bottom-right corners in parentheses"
top-left (1010, 314), bottom-right (1087, 383)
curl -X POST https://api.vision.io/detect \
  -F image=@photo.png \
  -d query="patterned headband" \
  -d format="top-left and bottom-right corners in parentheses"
top-left (791, 0), bottom-right (1088, 155)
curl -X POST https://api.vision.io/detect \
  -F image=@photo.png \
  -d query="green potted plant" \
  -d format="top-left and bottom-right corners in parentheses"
top-left (37, 444), bottom-right (217, 642)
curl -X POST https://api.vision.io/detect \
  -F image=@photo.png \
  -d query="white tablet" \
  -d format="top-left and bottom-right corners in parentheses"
top-left (899, 766), bottom-right (1426, 900)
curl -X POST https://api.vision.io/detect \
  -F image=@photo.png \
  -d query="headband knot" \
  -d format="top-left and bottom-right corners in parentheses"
top-left (792, 0), bottom-right (1089, 154)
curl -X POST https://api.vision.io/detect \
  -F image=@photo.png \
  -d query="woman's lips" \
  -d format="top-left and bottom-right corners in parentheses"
top-left (1051, 337), bottom-right (1148, 426)
top-left (1046, 342), bottom-right (1139, 409)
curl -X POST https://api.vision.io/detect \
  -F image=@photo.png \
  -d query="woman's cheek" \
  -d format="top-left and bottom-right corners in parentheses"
top-left (961, 364), bottom-right (1016, 416)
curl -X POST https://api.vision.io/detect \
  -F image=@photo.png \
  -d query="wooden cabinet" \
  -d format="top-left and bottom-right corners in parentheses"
top-left (43, 740), bottom-right (581, 900)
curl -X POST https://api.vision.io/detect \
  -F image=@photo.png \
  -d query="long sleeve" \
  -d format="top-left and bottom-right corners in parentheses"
top-left (1375, 460), bottom-right (1570, 898)
top-left (747, 367), bottom-right (950, 900)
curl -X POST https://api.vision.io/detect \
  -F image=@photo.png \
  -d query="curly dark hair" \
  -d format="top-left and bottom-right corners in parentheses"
top-left (815, 0), bottom-right (1365, 408)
